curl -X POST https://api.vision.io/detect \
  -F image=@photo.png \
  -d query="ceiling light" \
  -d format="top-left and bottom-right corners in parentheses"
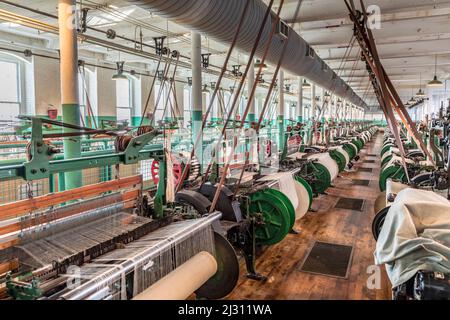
top-left (254, 59), bottom-right (267, 70)
top-left (415, 73), bottom-right (427, 98)
top-left (415, 88), bottom-right (426, 98)
top-left (302, 79), bottom-right (311, 88)
top-left (202, 84), bottom-right (210, 93)
top-left (408, 96), bottom-right (416, 105)
top-left (112, 61), bottom-right (128, 81)
top-left (428, 55), bottom-right (443, 88)
top-left (428, 75), bottom-right (443, 87)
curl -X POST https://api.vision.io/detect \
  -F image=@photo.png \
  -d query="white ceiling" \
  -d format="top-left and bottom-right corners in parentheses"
top-left (0, 0), bottom-right (449, 107)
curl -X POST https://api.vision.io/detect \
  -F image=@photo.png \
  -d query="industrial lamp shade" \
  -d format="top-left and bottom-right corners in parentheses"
top-left (408, 97), bottom-right (416, 105)
top-left (428, 55), bottom-right (443, 87)
top-left (302, 79), bottom-right (311, 88)
top-left (415, 88), bottom-right (426, 98)
top-left (112, 61), bottom-right (127, 81)
top-left (427, 75), bottom-right (443, 87)
top-left (254, 59), bottom-right (267, 70)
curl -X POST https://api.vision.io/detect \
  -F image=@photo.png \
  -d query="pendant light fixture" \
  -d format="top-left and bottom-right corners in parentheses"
top-left (428, 55), bottom-right (443, 87)
top-left (112, 61), bottom-right (127, 81)
top-left (302, 79), bottom-right (311, 88)
top-left (407, 87), bottom-right (416, 105)
top-left (415, 73), bottom-right (426, 98)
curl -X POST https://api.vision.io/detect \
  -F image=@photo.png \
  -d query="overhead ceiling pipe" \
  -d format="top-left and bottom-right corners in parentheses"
top-left (127, 0), bottom-right (367, 108)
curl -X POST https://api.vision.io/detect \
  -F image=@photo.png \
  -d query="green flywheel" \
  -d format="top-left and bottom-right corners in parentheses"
top-left (295, 176), bottom-right (313, 210)
top-left (381, 144), bottom-right (394, 157)
top-left (381, 154), bottom-right (393, 168)
top-left (352, 138), bottom-right (364, 151)
top-left (329, 149), bottom-right (347, 172)
top-left (379, 165), bottom-right (408, 192)
top-left (248, 189), bottom-right (292, 246)
top-left (342, 143), bottom-right (356, 160)
top-left (270, 189), bottom-right (296, 229)
top-left (308, 162), bottom-right (332, 194)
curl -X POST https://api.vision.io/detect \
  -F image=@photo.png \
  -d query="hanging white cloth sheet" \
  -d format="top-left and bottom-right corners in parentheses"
top-left (374, 188), bottom-right (450, 287)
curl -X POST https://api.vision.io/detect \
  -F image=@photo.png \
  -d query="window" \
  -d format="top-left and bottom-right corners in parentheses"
top-left (0, 60), bottom-right (20, 121)
top-left (154, 83), bottom-right (173, 123)
top-left (116, 78), bottom-right (131, 123)
top-left (204, 92), bottom-right (211, 120)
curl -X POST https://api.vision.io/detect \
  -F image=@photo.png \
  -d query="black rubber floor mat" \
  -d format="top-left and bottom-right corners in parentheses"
top-left (359, 168), bottom-right (373, 172)
top-left (363, 160), bottom-right (376, 164)
top-left (335, 197), bottom-right (365, 211)
top-left (352, 179), bottom-right (370, 186)
top-left (299, 241), bottom-right (354, 278)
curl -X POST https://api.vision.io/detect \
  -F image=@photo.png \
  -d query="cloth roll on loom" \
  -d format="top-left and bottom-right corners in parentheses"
top-left (258, 172), bottom-right (311, 220)
top-left (133, 251), bottom-right (217, 300)
top-left (330, 146), bottom-right (350, 168)
top-left (307, 153), bottom-right (340, 181)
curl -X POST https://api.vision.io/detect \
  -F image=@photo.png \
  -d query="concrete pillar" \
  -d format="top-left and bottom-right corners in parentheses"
top-left (58, 0), bottom-right (81, 190)
top-left (278, 70), bottom-right (285, 150)
top-left (297, 77), bottom-right (303, 123)
top-left (311, 84), bottom-right (316, 121)
top-left (191, 32), bottom-right (203, 168)
top-left (247, 60), bottom-right (256, 123)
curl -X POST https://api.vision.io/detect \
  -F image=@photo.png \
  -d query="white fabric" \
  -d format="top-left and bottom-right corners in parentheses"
top-left (375, 188), bottom-right (450, 287)
top-left (307, 152), bottom-right (339, 181)
top-left (294, 180), bottom-right (310, 219)
top-left (382, 155), bottom-right (414, 171)
top-left (329, 146), bottom-right (349, 167)
top-left (288, 152), bottom-right (307, 160)
top-left (258, 172), bottom-right (309, 220)
top-left (258, 172), bottom-right (299, 216)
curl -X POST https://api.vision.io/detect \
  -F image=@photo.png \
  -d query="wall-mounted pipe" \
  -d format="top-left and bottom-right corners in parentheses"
top-left (127, 0), bottom-right (367, 108)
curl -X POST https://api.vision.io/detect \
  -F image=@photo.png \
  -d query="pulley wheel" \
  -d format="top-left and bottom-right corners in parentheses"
top-left (308, 162), bottom-right (332, 194)
top-left (329, 149), bottom-right (347, 172)
top-left (342, 143), bottom-right (356, 160)
top-left (247, 189), bottom-right (292, 246)
top-left (195, 232), bottom-right (239, 299)
top-left (372, 207), bottom-right (390, 241)
top-left (270, 189), bottom-right (296, 229)
top-left (379, 165), bottom-right (407, 192)
top-left (151, 155), bottom-right (183, 184)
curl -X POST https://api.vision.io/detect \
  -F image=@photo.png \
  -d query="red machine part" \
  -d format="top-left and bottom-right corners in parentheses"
top-left (257, 139), bottom-right (272, 157)
top-left (151, 155), bottom-right (183, 184)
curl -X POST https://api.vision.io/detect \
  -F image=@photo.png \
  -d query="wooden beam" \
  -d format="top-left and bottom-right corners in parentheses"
top-left (0, 175), bottom-right (142, 221)
top-left (0, 189), bottom-right (140, 237)
top-left (0, 258), bottom-right (19, 275)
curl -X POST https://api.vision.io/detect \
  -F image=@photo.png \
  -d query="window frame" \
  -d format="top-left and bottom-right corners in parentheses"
top-left (0, 58), bottom-right (22, 121)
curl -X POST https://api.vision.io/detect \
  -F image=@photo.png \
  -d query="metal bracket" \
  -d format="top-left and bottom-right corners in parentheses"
top-left (201, 53), bottom-right (211, 68)
top-left (153, 36), bottom-right (167, 56)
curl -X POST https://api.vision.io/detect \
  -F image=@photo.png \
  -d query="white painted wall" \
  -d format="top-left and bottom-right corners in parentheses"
top-left (33, 56), bottom-right (61, 116)
top-left (96, 67), bottom-right (117, 118)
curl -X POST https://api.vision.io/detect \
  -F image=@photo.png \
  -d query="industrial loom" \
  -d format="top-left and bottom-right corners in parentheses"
top-left (0, 117), bottom-right (239, 300)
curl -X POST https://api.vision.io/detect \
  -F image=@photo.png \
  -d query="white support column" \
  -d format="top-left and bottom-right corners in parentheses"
top-left (58, 0), bottom-right (81, 190)
top-left (191, 31), bottom-right (203, 167)
top-left (311, 84), bottom-right (316, 120)
top-left (247, 59), bottom-right (256, 123)
top-left (278, 70), bottom-right (285, 149)
top-left (297, 76), bottom-right (303, 122)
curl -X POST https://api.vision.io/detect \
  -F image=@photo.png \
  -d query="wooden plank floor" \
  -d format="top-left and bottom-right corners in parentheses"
top-left (226, 133), bottom-right (392, 300)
